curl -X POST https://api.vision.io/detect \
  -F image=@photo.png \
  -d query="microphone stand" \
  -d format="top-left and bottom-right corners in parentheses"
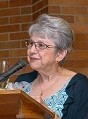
top-left (0, 76), bottom-right (9, 82)
top-left (0, 76), bottom-right (9, 89)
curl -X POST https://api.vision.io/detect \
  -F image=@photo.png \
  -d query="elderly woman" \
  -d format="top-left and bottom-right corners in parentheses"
top-left (8, 14), bottom-right (88, 119)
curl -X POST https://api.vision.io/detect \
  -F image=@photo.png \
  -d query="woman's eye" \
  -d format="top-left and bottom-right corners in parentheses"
top-left (39, 43), bottom-right (43, 47)
top-left (38, 43), bottom-right (45, 48)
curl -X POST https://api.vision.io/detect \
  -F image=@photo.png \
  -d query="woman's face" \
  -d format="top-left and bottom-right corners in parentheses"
top-left (27, 35), bottom-right (58, 71)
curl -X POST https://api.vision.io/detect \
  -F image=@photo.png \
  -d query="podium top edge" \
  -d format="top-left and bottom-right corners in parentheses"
top-left (0, 89), bottom-right (22, 94)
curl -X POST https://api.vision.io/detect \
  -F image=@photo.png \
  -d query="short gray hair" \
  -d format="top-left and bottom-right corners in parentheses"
top-left (29, 14), bottom-right (74, 54)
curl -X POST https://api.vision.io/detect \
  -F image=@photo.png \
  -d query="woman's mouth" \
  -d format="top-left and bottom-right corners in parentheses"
top-left (30, 57), bottom-right (40, 62)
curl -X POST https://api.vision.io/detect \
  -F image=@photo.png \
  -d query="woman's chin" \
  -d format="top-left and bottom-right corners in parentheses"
top-left (29, 63), bottom-right (40, 70)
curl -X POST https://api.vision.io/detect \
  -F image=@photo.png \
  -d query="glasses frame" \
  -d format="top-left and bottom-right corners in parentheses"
top-left (25, 39), bottom-right (56, 50)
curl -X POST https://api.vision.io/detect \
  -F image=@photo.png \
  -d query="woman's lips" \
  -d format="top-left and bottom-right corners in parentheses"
top-left (30, 57), bottom-right (40, 61)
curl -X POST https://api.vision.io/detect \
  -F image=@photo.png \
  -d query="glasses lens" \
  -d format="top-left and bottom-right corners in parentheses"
top-left (29, 41), bottom-right (34, 48)
top-left (25, 40), bottom-right (48, 50)
top-left (25, 40), bottom-right (33, 49)
top-left (36, 42), bottom-right (47, 50)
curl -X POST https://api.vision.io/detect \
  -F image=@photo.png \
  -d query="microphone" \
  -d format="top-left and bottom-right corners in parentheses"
top-left (0, 60), bottom-right (27, 82)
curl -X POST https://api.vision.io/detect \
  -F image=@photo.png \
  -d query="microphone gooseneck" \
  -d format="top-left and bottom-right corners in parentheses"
top-left (0, 60), bottom-right (27, 82)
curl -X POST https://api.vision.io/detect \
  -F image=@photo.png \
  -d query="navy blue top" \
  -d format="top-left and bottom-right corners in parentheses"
top-left (15, 70), bottom-right (38, 83)
top-left (15, 71), bottom-right (88, 119)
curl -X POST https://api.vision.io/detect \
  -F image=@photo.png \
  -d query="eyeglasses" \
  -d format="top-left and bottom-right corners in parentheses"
top-left (25, 39), bottom-right (56, 50)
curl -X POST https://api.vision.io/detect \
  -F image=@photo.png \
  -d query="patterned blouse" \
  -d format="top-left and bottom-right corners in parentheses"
top-left (7, 81), bottom-right (69, 118)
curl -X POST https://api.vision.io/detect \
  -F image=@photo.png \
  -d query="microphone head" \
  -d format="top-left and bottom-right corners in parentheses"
top-left (0, 59), bottom-right (28, 82)
top-left (17, 59), bottom-right (27, 68)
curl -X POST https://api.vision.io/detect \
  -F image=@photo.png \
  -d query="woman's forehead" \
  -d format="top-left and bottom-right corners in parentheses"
top-left (31, 35), bottom-right (55, 45)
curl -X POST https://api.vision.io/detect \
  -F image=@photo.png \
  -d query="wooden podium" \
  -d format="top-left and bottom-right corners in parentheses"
top-left (0, 90), bottom-right (55, 119)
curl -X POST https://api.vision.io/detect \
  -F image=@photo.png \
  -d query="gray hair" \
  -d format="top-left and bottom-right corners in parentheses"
top-left (29, 14), bottom-right (74, 54)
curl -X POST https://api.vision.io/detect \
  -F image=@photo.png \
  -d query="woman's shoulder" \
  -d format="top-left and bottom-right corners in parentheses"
top-left (60, 68), bottom-right (77, 83)
top-left (70, 72), bottom-right (87, 84)
top-left (62, 68), bottom-right (76, 77)
top-left (62, 68), bottom-right (87, 80)
top-left (66, 71), bottom-right (88, 92)
top-left (61, 68), bottom-right (88, 87)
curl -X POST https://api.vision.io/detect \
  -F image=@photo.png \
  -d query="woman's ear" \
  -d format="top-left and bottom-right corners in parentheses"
top-left (56, 50), bottom-right (67, 62)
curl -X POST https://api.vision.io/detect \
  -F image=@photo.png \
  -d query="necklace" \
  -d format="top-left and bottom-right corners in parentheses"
top-left (38, 67), bottom-right (62, 98)
top-left (39, 78), bottom-right (44, 97)
top-left (39, 74), bottom-right (60, 97)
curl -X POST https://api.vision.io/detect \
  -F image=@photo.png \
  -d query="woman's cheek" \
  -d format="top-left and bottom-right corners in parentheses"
top-left (27, 55), bottom-right (30, 63)
top-left (27, 51), bottom-right (30, 63)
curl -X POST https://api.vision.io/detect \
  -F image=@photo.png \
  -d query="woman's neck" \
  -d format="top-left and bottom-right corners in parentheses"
top-left (38, 66), bottom-right (62, 83)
